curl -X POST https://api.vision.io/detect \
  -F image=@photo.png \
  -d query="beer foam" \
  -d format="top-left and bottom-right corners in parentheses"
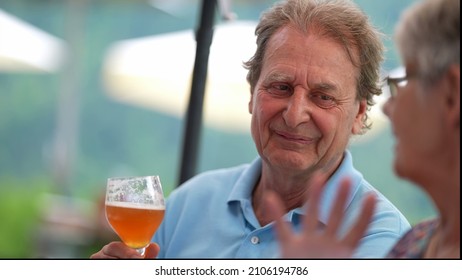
top-left (106, 201), bottom-right (165, 210)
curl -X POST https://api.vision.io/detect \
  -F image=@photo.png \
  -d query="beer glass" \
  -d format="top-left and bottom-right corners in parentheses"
top-left (105, 175), bottom-right (165, 256)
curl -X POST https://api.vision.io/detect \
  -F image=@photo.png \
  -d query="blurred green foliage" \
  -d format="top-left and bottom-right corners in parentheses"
top-left (0, 177), bottom-right (50, 258)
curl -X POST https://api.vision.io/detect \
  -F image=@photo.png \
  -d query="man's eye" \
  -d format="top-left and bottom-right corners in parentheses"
top-left (268, 83), bottom-right (292, 96)
top-left (274, 84), bottom-right (290, 91)
top-left (310, 93), bottom-right (336, 108)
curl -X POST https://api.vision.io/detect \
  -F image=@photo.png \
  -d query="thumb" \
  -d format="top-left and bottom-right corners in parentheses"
top-left (144, 243), bottom-right (160, 259)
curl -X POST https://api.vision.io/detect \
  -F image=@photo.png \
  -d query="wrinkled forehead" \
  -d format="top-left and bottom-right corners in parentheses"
top-left (266, 23), bottom-right (360, 67)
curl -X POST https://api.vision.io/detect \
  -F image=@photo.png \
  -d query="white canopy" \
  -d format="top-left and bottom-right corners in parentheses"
top-left (102, 20), bottom-right (257, 133)
top-left (0, 8), bottom-right (66, 73)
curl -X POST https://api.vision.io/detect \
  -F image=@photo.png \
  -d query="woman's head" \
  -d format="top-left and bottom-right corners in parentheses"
top-left (383, 0), bottom-right (460, 186)
top-left (395, 0), bottom-right (460, 84)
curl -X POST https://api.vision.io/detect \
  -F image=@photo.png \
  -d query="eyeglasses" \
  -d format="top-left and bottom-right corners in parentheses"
top-left (385, 76), bottom-right (408, 97)
top-left (384, 73), bottom-right (418, 98)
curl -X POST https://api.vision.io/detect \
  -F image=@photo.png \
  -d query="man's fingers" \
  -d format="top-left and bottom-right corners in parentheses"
top-left (100, 241), bottom-right (144, 259)
top-left (144, 243), bottom-right (161, 259)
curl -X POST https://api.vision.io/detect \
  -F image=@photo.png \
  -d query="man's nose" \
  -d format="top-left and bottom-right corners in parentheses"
top-left (282, 89), bottom-right (312, 128)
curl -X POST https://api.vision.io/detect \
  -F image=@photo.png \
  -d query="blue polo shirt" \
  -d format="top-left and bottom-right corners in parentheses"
top-left (153, 151), bottom-right (410, 258)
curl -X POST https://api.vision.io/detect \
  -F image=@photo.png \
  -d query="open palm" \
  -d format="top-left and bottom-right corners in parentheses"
top-left (265, 176), bottom-right (377, 258)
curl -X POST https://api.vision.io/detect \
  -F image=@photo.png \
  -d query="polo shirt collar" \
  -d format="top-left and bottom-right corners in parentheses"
top-left (228, 156), bottom-right (262, 203)
top-left (227, 150), bottom-right (362, 226)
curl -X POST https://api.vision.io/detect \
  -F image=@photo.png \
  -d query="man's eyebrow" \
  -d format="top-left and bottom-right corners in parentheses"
top-left (265, 72), bottom-right (294, 82)
top-left (263, 72), bottom-right (339, 91)
top-left (314, 82), bottom-right (337, 91)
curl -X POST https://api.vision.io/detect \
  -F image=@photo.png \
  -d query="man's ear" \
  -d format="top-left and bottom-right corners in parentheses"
top-left (352, 99), bottom-right (368, 135)
top-left (248, 93), bottom-right (254, 114)
top-left (444, 64), bottom-right (460, 128)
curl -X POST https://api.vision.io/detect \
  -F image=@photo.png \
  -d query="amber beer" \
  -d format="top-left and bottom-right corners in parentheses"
top-left (106, 202), bottom-right (165, 249)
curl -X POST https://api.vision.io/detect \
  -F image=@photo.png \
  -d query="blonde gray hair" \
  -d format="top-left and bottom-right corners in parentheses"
top-left (395, 0), bottom-right (460, 84)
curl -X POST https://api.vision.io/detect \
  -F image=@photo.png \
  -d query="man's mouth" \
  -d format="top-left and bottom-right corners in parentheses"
top-left (275, 130), bottom-right (314, 144)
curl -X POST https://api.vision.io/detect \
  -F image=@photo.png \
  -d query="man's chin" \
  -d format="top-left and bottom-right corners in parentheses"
top-left (265, 152), bottom-right (314, 171)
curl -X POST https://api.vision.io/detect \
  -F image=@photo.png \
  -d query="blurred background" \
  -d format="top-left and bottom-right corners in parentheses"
top-left (0, 0), bottom-right (435, 258)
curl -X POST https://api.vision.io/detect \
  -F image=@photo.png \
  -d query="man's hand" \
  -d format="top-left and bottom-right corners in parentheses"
top-left (90, 242), bottom-right (160, 259)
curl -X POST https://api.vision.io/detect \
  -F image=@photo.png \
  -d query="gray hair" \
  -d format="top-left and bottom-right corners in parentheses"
top-left (395, 0), bottom-right (460, 83)
top-left (243, 0), bottom-right (384, 131)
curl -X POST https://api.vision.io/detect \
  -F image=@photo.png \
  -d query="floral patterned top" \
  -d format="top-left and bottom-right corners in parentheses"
top-left (386, 218), bottom-right (439, 259)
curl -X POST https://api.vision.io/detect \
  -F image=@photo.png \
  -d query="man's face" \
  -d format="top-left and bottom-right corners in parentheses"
top-left (249, 25), bottom-right (366, 175)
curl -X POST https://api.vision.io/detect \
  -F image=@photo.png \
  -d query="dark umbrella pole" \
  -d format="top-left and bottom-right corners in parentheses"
top-left (177, 0), bottom-right (217, 186)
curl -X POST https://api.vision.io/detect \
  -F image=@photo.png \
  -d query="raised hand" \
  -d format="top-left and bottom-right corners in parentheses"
top-left (265, 175), bottom-right (376, 258)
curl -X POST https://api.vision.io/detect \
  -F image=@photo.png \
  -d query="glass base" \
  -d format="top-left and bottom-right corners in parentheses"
top-left (136, 247), bottom-right (146, 256)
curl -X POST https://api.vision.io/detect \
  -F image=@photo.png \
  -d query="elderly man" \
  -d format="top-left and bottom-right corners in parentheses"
top-left (92, 0), bottom-right (409, 259)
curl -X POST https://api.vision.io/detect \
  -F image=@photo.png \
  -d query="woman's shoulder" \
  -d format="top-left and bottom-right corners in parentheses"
top-left (386, 218), bottom-right (439, 259)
